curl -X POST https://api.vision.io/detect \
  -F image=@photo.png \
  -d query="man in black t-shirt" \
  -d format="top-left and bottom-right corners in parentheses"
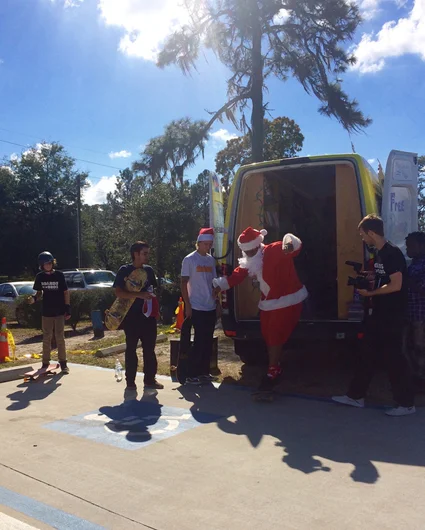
top-left (30, 251), bottom-right (71, 373)
top-left (113, 241), bottom-right (164, 399)
top-left (333, 215), bottom-right (415, 416)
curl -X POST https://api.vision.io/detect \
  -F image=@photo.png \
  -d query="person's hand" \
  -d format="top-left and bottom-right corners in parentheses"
top-left (138, 292), bottom-right (154, 300)
top-left (64, 304), bottom-right (71, 320)
top-left (27, 295), bottom-right (35, 305)
top-left (185, 305), bottom-right (192, 319)
top-left (357, 289), bottom-right (370, 297)
top-left (213, 286), bottom-right (221, 297)
top-left (283, 243), bottom-right (294, 254)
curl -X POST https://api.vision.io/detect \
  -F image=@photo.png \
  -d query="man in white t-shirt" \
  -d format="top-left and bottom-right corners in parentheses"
top-left (181, 227), bottom-right (218, 384)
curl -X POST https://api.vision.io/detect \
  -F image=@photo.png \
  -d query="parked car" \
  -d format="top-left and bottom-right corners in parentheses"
top-left (62, 269), bottom-right (116, 290)
top-left (0, 282), bottom-right (36, 322)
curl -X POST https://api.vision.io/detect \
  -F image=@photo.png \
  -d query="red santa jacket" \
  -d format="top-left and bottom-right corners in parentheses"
top-left (214, 234), bottom-right (308, 312)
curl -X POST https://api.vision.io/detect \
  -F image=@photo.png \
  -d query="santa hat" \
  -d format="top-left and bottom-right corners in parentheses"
top-left (197, 227), bottom-right (214, 243)
top-left (237, 227), bottom-right (267, 251)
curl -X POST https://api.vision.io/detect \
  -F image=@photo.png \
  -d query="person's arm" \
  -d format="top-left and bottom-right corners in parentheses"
top-left (213, 266), bottom-right (249, 295)
top-left (362, 271), bottom-right (403, 297)
top-left (28, 291), bottom-right (42, 304)
top-left (181, 276), bottom-right (192, 318)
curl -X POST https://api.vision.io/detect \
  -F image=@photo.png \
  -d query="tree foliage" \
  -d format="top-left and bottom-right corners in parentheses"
top-left (215, 116), bottom-right (304, 189)
top-left (0, 143), bottom-right (87, 276)
top-left (158, 0), bottom-right (371, 162)
top-left (132, 118), bottom-right (210, 187)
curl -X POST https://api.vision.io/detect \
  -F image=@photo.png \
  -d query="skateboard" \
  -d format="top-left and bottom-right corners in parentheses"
top-left (23, 363), bottom-right (60, 382)
top-left (251, 389), bottom-right (276, 402)
top-left (177, 317), bottom-right (192, 385)
top-left (105, 268), bottom-right (148, 330)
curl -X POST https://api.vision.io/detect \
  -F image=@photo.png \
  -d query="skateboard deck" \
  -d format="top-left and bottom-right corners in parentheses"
top-left (251, 389), bottom-right (276, 402)
top-left (177, 318), bottom-right (192, 385)
top-left (23, 363), bottom-right (60, 382)
top-left (105, 268), bottom-right (148, 330)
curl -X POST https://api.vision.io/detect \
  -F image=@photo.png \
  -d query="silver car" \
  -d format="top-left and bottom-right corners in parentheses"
top-left (0, 282), bottom-right (36, 322)
top-left (62, 269), bottom-right (116, 290)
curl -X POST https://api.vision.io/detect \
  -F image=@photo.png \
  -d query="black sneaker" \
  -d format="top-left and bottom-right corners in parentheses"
top-left (124, 384), bottom-right (138, 401)
top-left (42, 362), bottom-right (50, 370)
top-left (144, 380), bottom-right (164, 390)
top-left (185, 377), bottom-right (201, 385)
top-left (60, 361), bottom-right (70, 374)
top-left (200, 374), bottom-right (216, 383)
top-left (257, 374), bottom-right (276, 392)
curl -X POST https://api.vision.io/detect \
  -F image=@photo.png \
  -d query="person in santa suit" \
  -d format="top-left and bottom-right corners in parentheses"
top-left (213, 227), bottom-right (308, 392)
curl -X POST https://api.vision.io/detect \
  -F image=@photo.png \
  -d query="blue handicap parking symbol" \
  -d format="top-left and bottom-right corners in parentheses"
top-left (44, 399), bottom-right (221, 450)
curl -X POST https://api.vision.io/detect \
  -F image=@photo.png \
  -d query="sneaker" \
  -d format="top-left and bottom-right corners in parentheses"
top-left (42, 363), bottom-right (50, 370)
top-left (185, 377), bottom-right (201, 385)
top-left (257, 374), bottom-right (277, 393)
top-left (124, 384), bottom-right (138, 401)
top-left (385, 406), bottom-right (416, 417)
top-left (60, 362), bottom-right (70, 374)
top-left (199, 374), bottom-right (216, 383)
top-left (332, 395), bottom-right (365, 408)
top-left (144, 380), bottom-right (164, 390)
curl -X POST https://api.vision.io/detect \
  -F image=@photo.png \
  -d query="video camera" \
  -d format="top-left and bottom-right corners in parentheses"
top-left (345, 261), bottom-right (370, 291)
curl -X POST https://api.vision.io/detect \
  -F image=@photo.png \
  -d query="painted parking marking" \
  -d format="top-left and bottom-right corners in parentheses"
top-left (44, 401), bottom-right (222, 451)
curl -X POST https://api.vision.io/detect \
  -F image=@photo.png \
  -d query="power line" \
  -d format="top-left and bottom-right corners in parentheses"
top-left (0, 139), bottom-right (127, 172)
top-left (0, 126), bottom-right (114, 157)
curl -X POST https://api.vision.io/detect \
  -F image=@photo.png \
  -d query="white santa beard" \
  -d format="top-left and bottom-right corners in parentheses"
top-left (238, 245), bottom-right (270, 297)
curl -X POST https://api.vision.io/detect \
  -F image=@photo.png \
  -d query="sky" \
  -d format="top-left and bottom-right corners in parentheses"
top-left (0, 0), bottom-right (424, 205)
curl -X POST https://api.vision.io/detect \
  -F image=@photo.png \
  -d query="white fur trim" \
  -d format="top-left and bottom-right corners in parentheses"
top-left (282, 233), bottom-right (301, 252)
top-left (213, 276), bottom-right (230, 291)
top-left (197, 234), bottom-right (214, 242)
top-left (238, 246), bottom-right (270, 296)
top-left (259, 286), bottom-right (308, 312)
top-left (238, 234), bottom-right (265, 251)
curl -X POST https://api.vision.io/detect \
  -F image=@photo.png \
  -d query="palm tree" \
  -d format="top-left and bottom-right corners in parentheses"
top-left (158, 0), bottom-right (371, 162)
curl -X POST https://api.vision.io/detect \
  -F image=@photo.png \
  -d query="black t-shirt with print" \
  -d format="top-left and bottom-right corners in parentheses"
top-left (373, 241), bottom-right (408, 320)
top-left (33, 270), bottom-right (68, 317)
top-left (113, 264), bottom-right (157, 322)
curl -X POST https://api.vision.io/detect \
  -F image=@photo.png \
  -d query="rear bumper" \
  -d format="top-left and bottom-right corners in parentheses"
top-left (222, 315), bottom-right (363, 342)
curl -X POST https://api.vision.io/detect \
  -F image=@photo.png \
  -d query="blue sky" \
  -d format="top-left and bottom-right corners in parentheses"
top-left (0, 0), bottom-right (424, 204)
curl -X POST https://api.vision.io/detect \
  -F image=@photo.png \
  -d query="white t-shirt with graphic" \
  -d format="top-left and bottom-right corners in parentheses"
top-left (181, 251), bottom-right (217, 311)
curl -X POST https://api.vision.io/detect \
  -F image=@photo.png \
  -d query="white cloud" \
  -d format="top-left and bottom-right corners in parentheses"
top-left (368, 158), bottom-right (376, 164)
top-left (10, 153), bottom-right (19, 162)
top-left (50, 0), bottom-right (84, 8)
top-left (352, 0), bottom-right (425, 73)
top-left (0, 59), bottom-right (4, 65)
top-left (22, 142), bottom-right (52, 160)
top-left (210, 129), bottom-right (238, 145)
top-left (84, 175), bottom-right (118, 205)
top-left (97, 0), bottom-right (190, 61)
top-left (109, 150), bottom-right (132, 159)
top-left (273, 9), bottom-right (291, 24)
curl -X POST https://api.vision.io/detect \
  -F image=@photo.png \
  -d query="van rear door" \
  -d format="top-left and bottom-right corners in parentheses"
top-left (381, 151), bottom-right (418, 254)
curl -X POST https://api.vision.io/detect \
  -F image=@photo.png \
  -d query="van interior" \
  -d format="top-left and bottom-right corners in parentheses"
top-left (233, 162), bottom-right (364, 322)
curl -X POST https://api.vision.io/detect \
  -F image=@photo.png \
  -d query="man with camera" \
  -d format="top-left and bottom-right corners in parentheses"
top-left (333, 214), bottom-right (415, 416)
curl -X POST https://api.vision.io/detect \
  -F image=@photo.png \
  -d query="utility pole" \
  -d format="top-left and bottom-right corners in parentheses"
top-left (76, 174), bottom-right (82, 268)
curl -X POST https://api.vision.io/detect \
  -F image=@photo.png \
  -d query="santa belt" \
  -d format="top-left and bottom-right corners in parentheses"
top-left (258, 286), bottom-right (308, 312)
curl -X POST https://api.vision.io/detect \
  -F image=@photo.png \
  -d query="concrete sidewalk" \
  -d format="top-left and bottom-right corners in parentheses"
top-left (1, 364), bottom-right (424, 530)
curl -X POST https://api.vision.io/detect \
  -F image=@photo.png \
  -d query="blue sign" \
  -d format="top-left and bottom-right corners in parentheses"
top-left (44, 400), bottom-right (221, 451)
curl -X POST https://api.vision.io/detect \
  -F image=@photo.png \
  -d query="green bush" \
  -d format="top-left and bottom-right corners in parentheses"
top-left (15, 288), bottom-right (116, 329)
top-left (0, 302), bottom-right (10, 322)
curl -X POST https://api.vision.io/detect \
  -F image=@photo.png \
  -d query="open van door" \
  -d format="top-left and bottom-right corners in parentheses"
top-left (382, 150), bottom-right (418, 255)
top-left (209, 171), bottom-right (225, 258)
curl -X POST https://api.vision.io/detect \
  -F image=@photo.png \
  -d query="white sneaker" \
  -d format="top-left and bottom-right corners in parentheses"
top-left (385, 406), bottom-right (416, 417)
top-left (332, 395), bottom-right (365, 408)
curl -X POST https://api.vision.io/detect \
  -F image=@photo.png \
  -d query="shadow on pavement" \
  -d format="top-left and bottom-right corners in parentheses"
top-left (99, 390), bottom-right (162, 444)
top-left (6, 374), bottom-right (64, 411)
top-left (176, 379), bottom-right (425, 485)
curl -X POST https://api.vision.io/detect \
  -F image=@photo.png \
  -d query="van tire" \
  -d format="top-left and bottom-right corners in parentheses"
top-left (234, 340), bottom-right (268, 366)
